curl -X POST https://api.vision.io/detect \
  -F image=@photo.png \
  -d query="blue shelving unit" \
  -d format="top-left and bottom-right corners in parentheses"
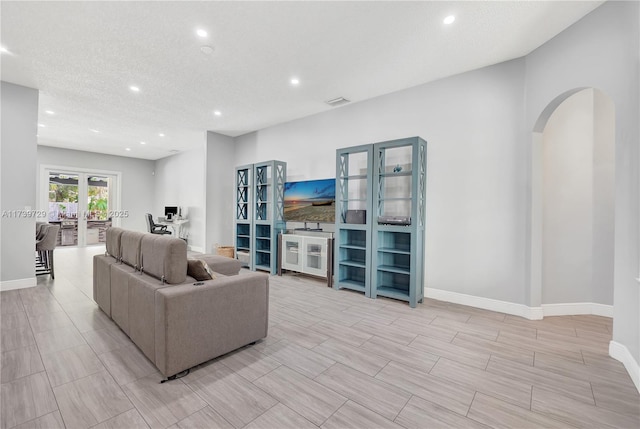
top-left (252, 160), bottom-right (286, 274)
top-left (234, 161), bottom-right (286, 274)
top-left (234, 164), bottom-right (253, 269)
top-left (335, 137), bottom-right (426, 307)
top-left (334, 144), bottom-right (374, 296)
top-left (372, 137), bottom-right (426, 307)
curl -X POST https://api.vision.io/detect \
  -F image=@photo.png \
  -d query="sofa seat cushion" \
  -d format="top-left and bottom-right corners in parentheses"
top-left (195, 255), bottom-right (242, 276)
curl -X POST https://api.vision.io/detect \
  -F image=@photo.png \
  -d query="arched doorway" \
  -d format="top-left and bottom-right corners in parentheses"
top-left (530, 88), bottom-right (615, 315)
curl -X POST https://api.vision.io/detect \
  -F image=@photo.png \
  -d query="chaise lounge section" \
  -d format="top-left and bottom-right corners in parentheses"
top-left (93, 227), bottom-right (269, 378)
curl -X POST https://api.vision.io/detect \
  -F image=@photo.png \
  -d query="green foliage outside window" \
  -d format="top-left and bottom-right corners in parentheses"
top-left (49, 183), bottom-right (79, 202)
top-left (88, 186), bottom-right (108, 220)
top-left (48, 180), bottom-right (109, 220)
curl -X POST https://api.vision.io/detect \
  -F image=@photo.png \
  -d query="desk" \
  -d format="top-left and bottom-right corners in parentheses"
top-left (158, 219), bottom-right (189, 239)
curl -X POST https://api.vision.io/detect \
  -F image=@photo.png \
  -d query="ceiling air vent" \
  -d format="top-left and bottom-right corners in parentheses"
top-left (325, 97), bottom-right (350, 107)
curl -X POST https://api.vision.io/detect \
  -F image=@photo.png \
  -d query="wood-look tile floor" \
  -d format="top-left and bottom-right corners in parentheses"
top-left (1, 246), bottom-right (639, 428)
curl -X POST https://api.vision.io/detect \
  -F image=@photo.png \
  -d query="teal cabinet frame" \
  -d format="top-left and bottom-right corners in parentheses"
top-left (234, 160), bottom-right (286, 274)
top-left (335, 137), bottom-right (426, 307)
top-left (253, 160), bottom-right (287, 274)
top-left (334, 144), bottom-right (374, 296)
top-left (234, 164), bottom-right (253, 269)
top-left (372, 137), bottom-right (426, 307)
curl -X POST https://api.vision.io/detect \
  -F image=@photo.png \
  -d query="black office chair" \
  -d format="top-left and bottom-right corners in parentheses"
top-left (146, 213), bottom-right (171, 235)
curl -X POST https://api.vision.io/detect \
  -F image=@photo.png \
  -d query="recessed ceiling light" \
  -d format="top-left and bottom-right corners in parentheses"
top-left (200, 45), bottom-right (214, 55)
top-left (45, 110), bottom-right (55, 115)
top-left (196, 29), bottom-right (208, 38)
top-left (159, 133), bottom-right (165, 137)
top-left (291, 78), bottom-right (300, 86)
top-left (443, 15), bottom-right (456, 25)
top-left (125, 148), bottom-right (131, 151)
top-left (213, 110), bottom-right (221, 116)
top-left (89, 128), bottom-right (100, 133)
top-left (129, 85), bottom-right (140, 92)
top-left (38, 123), bottom-right (45, 128)
top-left (140, 141), bottom-right (146, 145)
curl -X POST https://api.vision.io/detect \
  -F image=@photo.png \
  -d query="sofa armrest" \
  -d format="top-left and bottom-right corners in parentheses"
top-left (154, 272), bottom-right (269, 377)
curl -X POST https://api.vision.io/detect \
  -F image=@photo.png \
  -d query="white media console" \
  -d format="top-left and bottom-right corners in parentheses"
top-left (278, 230), bottom-right (334, 287)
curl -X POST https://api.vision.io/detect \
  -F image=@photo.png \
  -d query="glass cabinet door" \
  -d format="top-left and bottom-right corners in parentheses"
top-left (282, 234), bottom-right (303, 271)
top-left (302, 237), bottom-right (327, 277)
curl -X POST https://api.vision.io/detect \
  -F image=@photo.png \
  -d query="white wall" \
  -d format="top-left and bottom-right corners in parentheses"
top-left (592, 89), bottom-right (615, 306)
top-left (541, 88), bottom-right (614, 305)
top-left (233, 1), bottom-right (639, 374)
top-left (525, 0), bottom-right (639, 373)
top-left (236, 58), bottom-right (529, 305)
top-left (205, 131), bottom-right (235, 254)
top-left (37, 146), bottom-right (155, 233)
top-left (154, 145), bottom-right (206, 251)
top-left (1, 82), bottom-right (39, 288)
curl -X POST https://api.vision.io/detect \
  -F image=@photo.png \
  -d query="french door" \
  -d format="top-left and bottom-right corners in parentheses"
top-left (40, 166), bottom-right (121, 247)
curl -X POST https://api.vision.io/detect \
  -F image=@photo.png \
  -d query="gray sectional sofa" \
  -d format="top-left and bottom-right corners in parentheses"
top-left (93, 227), bottom-right (269, 378)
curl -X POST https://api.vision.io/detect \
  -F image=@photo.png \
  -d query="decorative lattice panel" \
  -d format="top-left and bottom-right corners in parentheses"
top-left (275, 164), bottom-right (285, 222)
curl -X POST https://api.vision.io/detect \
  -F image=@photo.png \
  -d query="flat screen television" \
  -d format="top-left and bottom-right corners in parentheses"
top-left (284, 178), bottom-right (335, 223)
top-left (164, 206), bottom-right (178, 219)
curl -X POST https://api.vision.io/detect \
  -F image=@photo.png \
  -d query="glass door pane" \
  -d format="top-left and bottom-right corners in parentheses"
top-left (48, 171), bottom-right (79, 246)
top-left (86, 175), bottom-right (112, 244)
top-left (282, 235), bottom-right (302, 271)
top-left (303, 237), bottom-right (327, 276)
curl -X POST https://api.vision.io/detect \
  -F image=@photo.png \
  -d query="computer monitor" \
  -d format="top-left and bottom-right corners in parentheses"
top-left (164, 206), bottom-right (178, 219)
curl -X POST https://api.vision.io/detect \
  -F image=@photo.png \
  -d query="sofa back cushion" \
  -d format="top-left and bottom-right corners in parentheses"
top-left (120, 231), bottom-right (146, 269)
top-left (140, 235), bottom-right (187, 284)
top-left (105, 227), bottom-right (124, 259)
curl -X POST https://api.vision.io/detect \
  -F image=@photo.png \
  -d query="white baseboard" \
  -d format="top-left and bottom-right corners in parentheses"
top-left (188, 245), bottom-right (205, 253)
top-left (590, 303), bottom-right (614, 317)
top-left (529, 306), bottom-right (544, 320)
top-left (425, 288), bottom-right (612, 320)
top-left (609, 341), bottom-right (640, 393)
top-left (0, 277), bottom-right (36, 291)
top-left (542, 302), bottom-right (613, 317)
top-left (425, 288), bottom-right (543, 320)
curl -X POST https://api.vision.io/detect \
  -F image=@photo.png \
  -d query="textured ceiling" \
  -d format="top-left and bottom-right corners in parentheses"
top-left (1, 1), bottom-right (603, 160)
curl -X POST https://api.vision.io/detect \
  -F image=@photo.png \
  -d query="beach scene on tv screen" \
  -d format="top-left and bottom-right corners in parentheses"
top-left (284, 178), bottom-right (335, 222)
